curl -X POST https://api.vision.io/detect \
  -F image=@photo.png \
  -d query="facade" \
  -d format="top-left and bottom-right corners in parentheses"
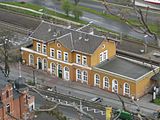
top-left (21, 21), bottom-right (159, 99)
top-left (0, 73), bottom-right (35, 120)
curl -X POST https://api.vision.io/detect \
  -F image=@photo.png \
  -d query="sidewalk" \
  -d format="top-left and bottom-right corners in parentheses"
top-left (9, 64), bottom-right (160, 116)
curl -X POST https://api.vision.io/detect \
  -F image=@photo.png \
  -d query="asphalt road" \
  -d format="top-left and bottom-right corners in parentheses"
top-left (0, 0), bottom-right (159, 41)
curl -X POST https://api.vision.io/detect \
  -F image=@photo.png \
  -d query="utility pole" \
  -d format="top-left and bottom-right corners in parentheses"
top-left (18, 60), bottom-right (21, 78)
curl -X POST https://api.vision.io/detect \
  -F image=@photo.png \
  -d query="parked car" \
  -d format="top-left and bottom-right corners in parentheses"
top-left (90, 97), bottom-right (103, 103)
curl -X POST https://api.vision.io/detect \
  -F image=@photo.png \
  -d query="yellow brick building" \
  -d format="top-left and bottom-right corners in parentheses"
top-left (21, 21), bottom-right (159, 99)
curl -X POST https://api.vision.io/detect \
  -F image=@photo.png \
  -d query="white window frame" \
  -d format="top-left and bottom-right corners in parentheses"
top-left (82, 56), bottom-right (87, 66)
top-left (104, 50), bottom-right (108, 60)
top-left (76, 54), bottom-right (81, 64)
top-left (103, 76), bottom-right (109, 89)
top-left (42, 44), bottom-right (47, 54)
top-left (64, 52), bottom-right (69, 62)
top-left (50, 48), bottom-right (55, 58)
top-left (57, 50), bottom-right (62, 60)
top-left (64, 66), bottom-right (70, 80)
top-left (76, 69), bottom-right (81, 81)
top-left (29, 54), bottom-right (34, 66)
top-left (100, 53), bottom-right (103, 62)
top-left (82, 71), bottom-right (88, 83)
top-left (124, 82), bottom-right (130, 96)
top-left (94, 74), bottom-right (100, 86)
top-left (112, 79), bottom-right (118, 93)
top-left (36, 42), bottom-right (41, 52)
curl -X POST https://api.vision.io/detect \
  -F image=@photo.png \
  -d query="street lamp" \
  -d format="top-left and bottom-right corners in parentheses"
top-left (144, 34), bottom-right (148, 54)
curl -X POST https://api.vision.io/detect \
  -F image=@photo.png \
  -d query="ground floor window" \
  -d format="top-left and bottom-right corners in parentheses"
top-left (42, 58), bottom-right (48, 70)
top-left (50, 62), bottom-right (56, 75)
top-left (64, 66), bottom-right (70, 80)
top-left (82, 71), bottom-right (88, 83)
top-left (124, 82), bottom-right (130, 96)
top-left (76, 69), bottom-right (81, 81)
top-left (37, 57), bottom-right (42, 69)
top-left (94, 74), bottom-right (100, 86)
top-left (6, 104), bottom-right (10, 113)
top-left (29, 54), bottom-right (34, 66)
top-left (103, 76), bottom-right (109, 89)
top-left (112, 79), bottom-right (118, 93)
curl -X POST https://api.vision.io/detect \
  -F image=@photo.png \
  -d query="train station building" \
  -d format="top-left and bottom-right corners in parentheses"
top-left (21, 21), bottom-right (159, 99)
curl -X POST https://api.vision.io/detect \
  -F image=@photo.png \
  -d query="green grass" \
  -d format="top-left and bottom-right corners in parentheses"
top-left (153, 97), bottom-right (160, 105)
top-left (0, 2), bottom-right (86, 24)
top-left (79, 5), bottom-right (160, 35)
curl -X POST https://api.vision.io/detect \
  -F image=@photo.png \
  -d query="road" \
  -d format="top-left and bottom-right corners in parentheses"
top-left (0, 0), bottom-right (159, 41)
top-left (8, 63), bottom-right (159, 118)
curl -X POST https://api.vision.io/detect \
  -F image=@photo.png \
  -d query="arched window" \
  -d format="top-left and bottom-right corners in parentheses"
top-left (76, 69), bottom-right (81, 81)
top-left (82, 71), bottom-right (88, 83)
top-left (103, 76), bottom-right (109, 89)
top-left (124, 83), bottom-right (130, 96)
top-left (112, 79), bottom-right (118, 93)
top-left (94, 74), bottom-right (100, 86)
top-left (42, 58), bottom-right (48, 70)
top-left (57, 64), bottom-right (62, 78)
top-left (29, 54), bottom-right (34, 65)
top-left (64, 66), bottom-right (70, 80)
top-left (50, 62), bottom-right (56, 75)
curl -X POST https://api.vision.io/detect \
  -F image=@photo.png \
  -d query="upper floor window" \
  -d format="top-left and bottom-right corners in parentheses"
top-left (103, 50), bottom-right (108, 60)
top-left (64, 52), bottom-right (68, 62)
top-left (76, 54), bottom-right (81, 64)
top-left (82, 56), bottom-right (87, 66)
top-left (42, 44), bottom-right (47, 54)
top-left (6, 90), bottom-right (9, 98)
top-left (36, 43), bottom-right (41, 52)
top-left (100, 50), bottom-right (108, 62)
top-left (57, 50), bottom-right (62, 60)
top-left (50, 48), bottom-right (55, 58)
top-left (100, 53), bottom-right (103, 62)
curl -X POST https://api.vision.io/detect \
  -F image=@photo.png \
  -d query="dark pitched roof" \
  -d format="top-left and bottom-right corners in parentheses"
top-left (31, 21), bottom-right (105, 54)
top-left (0, 71), bottom-right (8, 89)
top-left (96, 56), bottom-right (152, 80)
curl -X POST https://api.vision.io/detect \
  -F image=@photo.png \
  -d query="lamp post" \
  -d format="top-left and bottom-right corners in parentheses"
top-left (144, 34), bottom-right (148, 54)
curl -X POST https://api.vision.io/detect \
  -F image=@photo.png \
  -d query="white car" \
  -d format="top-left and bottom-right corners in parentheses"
top-left (47, 87), bottom-right (53, 91)
top-left (90, 97), bottom-right (103, 103)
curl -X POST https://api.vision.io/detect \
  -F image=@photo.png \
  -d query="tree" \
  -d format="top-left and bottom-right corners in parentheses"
top-left (72, 5), bottom-right (83, 20)
top-left (0, 29), bottom-right (19, 77)
top-left (61, 0), bottom-right (72, 16)
top-left (103, 0), bottom-right (160, 47)
top-left (74, 0), bottom-right (80, 5)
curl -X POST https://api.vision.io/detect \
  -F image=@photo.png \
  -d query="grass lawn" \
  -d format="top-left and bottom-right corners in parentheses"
top-left (0, 2), bottom-right (86, 25)
top-left (153, 97), bottom-right (160, 105)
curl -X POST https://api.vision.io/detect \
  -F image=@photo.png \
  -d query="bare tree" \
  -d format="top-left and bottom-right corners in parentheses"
top-left (0, 29), bottom-right (19, 77)
top-left (102, 0), bottom-right (160, 47)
